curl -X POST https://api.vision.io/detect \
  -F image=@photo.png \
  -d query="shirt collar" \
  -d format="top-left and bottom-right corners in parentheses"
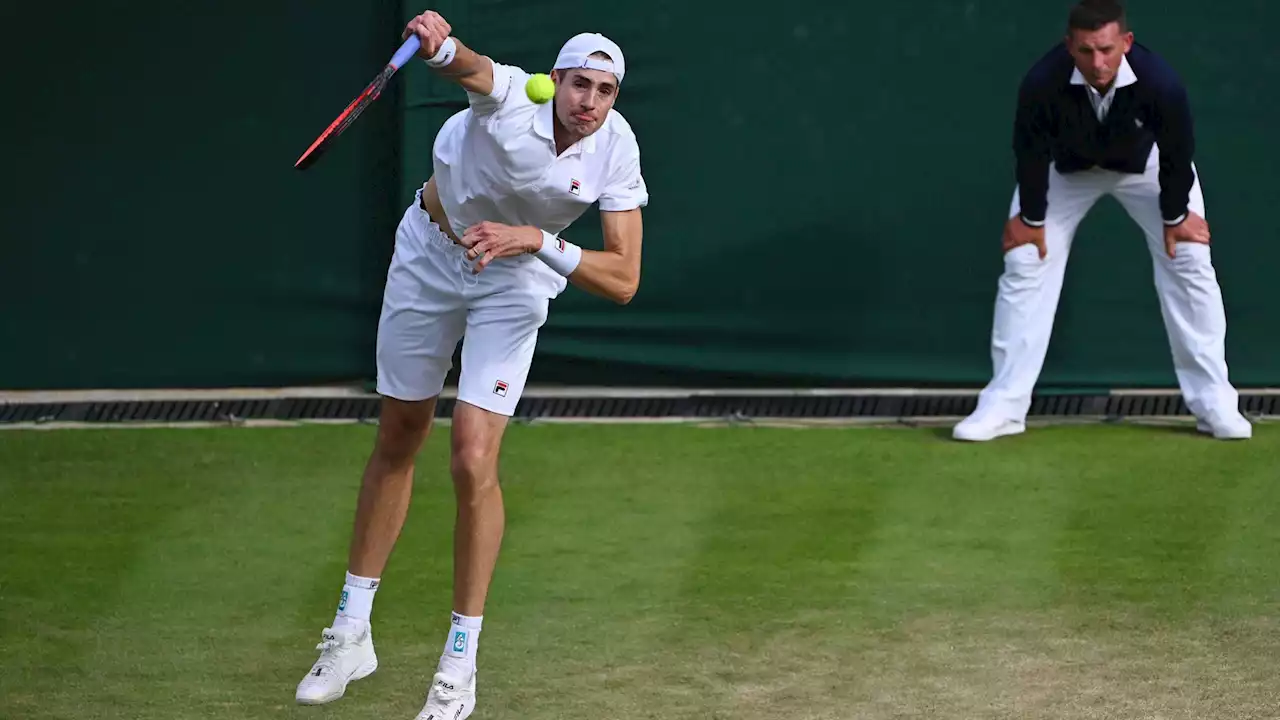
top-left (533, 101), bottom-right (598, 154)
top-left (1071, 53), bottom-right (1138, 93)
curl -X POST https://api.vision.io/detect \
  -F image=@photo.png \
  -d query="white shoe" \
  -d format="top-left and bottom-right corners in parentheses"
top-left (414, 670), bottom-right (477, 720)
top-left (952, 411), bottom-right (1026, 442)
top-left (1196, 410), bottom-right (1252, 440)
top-left (295, 623), bottom-right (378, 705)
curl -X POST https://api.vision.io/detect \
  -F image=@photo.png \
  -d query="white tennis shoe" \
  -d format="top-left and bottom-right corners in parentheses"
top-left (295, 623), bottom-right (378, 705)
top-left (1196, 409), bottom-right (1252, 440)
top-left (952, 410), bottom-right (1026, 442)
top-left (414, 670), bottom-right (477, 720)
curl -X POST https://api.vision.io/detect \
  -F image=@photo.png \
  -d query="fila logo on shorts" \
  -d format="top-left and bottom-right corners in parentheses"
top-left (493, 380), bottom-right (509, 397)
top-left (569, 178), bottom-right (581, 196)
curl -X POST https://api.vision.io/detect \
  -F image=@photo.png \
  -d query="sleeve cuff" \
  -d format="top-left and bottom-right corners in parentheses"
top-left (465, 62), bottom-right (514, 111)
top-left (598, 195), bottom-right (648, 212)
top-left (1163, 213), bottom-right (1188, 226)
top-left (1019, 215), bottom-right (1046, 228)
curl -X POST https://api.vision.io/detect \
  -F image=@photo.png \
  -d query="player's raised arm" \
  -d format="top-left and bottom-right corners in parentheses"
top-left (402, 10), bottom-right (495, 97)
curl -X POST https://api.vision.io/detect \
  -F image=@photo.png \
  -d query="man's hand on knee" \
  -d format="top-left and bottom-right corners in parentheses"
top-left (1002, 217), bottom-right (1047, 259)
top-left (1164, 211), bottom-right (1211, 258)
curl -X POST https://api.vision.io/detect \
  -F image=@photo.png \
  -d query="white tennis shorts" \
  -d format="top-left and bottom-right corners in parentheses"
top-left (375, 188), bottom-right (568, 416)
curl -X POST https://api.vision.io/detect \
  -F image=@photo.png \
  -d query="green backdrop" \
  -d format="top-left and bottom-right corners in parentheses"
top-left (2, 1), bottom-right (1275, 390)
top-left (0, 1), bottom-right (404, 389)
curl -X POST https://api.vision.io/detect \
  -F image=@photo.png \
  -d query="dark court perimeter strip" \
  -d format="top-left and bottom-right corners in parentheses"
top-left (2, 389), bottom-right (1277, 425)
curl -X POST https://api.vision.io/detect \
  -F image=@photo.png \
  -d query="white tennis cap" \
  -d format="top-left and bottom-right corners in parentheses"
top-left (553, 32), bottom-right (626, 84)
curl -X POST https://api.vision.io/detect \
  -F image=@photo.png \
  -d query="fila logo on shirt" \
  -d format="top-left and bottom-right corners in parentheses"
top-left (569, 178), bottom-right (581, 196)
top-left (493, 380), bottom-right (508, 397)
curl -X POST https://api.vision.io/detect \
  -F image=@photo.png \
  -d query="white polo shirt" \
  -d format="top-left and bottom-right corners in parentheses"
top-left (430, 61), bottom-right (648, 241)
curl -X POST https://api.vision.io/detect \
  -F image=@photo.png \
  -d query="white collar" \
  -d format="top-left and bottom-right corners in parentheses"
top-left (533, 101), bottom-right (599, 155)
top-left (1071, 53), bottom-right (1138, 93)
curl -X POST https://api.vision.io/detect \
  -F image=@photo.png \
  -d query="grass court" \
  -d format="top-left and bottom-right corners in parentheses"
top-left (2, 421), bottom-right (1278, 718)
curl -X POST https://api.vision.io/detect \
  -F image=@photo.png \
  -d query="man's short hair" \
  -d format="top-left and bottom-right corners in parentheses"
top-left (1067, 0), bottom-right (1128, 33)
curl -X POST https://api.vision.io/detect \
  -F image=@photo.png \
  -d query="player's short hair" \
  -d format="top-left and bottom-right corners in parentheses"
top-left (1067, 0), bottom-right (1128, 33)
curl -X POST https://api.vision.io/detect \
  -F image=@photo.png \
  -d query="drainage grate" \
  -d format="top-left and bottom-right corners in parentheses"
top-left (0, 403), bottom-right (65, 424)
top-left (1241, 394), bottom-right (1278, 416)
top-left (76, 399), bottom-right (279, 424)
top-left (1107, 395), bottom-right (1190, 417)
top-left (1, 391), bottom-right (1275, 425)
top-left (1031, 395), bottom-right (1110, 417)
top-left (281, 397), bottom-right (381, 421)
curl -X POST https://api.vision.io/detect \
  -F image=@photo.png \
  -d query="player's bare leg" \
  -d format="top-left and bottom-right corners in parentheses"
top-left (296, 396), bottom-right (437, 705)
top-left (449, 400), bottom-right (509, 618)
top-left (413, 400), bottom-right (508, 719)
top-left (349, 396), bottom-right (439, 576)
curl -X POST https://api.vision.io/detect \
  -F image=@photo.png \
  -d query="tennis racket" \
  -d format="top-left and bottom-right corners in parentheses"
top-left (294, 35), bottom-right (422, 170)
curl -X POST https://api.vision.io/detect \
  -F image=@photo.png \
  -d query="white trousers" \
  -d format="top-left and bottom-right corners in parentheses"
top-left (375, 188), bottom-right (567, 416)
top-left (976, 145), bottom-right (1238, 421)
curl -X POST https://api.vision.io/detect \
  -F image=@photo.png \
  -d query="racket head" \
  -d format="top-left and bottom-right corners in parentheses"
top-left (293, 35), bottom-right (422, 171)
top-left (294, 67), bottom-right (394, 170)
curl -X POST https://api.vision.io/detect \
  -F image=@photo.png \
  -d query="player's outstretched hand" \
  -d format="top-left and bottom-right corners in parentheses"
top-left (462, 222), bottom-right (543, 273)
top-left (1002, 216), bottom-right (1048, 260)
top-left (403, 10), bottom-right (452, 59)
top-left (1163, 212), bottom-right (1210, 258)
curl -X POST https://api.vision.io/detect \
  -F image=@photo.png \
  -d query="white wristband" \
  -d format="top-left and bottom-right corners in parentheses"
top-left (425, 37), bottom-right (457, 67)
top-left (535, 231), bottom-right (582, 276)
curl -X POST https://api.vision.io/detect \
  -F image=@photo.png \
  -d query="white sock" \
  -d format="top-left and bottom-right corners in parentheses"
top-left (333, 571), bottom-right (379, 629)
top-left (438, 612), bottom-right (482, 679)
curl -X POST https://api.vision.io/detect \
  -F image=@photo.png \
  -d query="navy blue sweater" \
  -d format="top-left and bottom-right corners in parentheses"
top-left (1013, 42), bottom-right (1196, 225)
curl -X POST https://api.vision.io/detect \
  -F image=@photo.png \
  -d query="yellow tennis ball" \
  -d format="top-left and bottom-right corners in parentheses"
top-left (525, 73), bottom-right (555, 104)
